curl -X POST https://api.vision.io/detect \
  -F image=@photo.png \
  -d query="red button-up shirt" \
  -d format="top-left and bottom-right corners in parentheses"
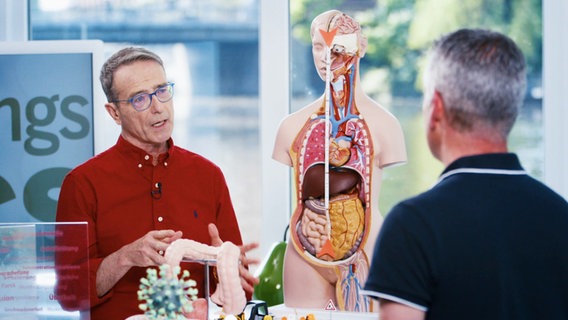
top-left (56, 136), bottom-right (243, 319)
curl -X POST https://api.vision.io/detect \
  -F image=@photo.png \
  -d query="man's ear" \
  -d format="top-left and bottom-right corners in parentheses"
top-left (105, 103), bottom-right (121, 125)
top-left (430, 90), bottom-right (446, 127)
top-left (423, 90), bottom-right (445, 134)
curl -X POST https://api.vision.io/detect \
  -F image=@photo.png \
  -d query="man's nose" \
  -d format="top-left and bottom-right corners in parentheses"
top-left (149, 95), bottom-right (165, 113)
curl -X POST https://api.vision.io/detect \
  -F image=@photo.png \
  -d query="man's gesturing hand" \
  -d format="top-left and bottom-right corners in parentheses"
top-left (123, 229), bottom-right (183, 267)
top-left (207, 223), bottom-right (260, 295)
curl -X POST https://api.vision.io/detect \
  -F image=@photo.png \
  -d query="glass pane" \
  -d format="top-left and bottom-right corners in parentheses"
top-left (290, 0), bottom-right (543, 215)
top-left (29, 1), bottom-right (261, 245)
top-left (0, 222), bottom-right (89, 319)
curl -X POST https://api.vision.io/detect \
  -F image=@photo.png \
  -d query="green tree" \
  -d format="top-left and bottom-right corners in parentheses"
top-left (291, 0), bottom-right (542, 96)
top-left (408, 0), bottom-right (542, 91)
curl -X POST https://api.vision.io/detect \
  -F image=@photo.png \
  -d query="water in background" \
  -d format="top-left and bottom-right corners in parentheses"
top-left (379, 98), bottom-right (543, 215)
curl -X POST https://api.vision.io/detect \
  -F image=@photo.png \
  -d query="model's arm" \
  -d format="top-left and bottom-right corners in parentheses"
top-left (361, 99), bottom-right (407, 168)
top-left (272, 118), bottom-right (293, 166)
top-left (380, 299), bottom-right (426, 320)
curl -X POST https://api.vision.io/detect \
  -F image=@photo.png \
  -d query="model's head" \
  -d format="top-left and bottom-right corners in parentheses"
top-left (100, 47), bottom-right (165, 102)
top-left (310, 10), bottom-right (367, 80)
top-left (423, 28), bottom-right (526, 139)
top-left (311, 10), bottom-right (367, 58)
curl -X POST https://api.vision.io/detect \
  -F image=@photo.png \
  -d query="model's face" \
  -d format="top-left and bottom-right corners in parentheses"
top-left (107, 60), bottom-right (174, 153)
top-left (312, 29), bottom-right (358, 81)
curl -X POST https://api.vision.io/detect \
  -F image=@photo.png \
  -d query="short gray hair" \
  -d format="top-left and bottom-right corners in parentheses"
top-left (100, 47), bottom-right (164, 102)
top-left (423, 28), bottom-right (526, 138)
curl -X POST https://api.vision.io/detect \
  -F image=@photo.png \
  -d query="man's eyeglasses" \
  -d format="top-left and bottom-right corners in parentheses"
top-left (112, 82), bottom-right (175, 112)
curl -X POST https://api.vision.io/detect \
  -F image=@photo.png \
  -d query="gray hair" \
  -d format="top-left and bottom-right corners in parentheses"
top-left (423, 28), bottom-right (526, 138)
top-left (100, 47), bottom-right (164, 102)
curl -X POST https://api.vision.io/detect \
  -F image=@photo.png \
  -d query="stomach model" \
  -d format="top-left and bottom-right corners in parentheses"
top-left (290, 108), bottom-right (373, 311)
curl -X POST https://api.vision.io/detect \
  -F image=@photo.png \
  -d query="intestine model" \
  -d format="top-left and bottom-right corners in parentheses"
top-left (164, 239), bottom-right (246, 315)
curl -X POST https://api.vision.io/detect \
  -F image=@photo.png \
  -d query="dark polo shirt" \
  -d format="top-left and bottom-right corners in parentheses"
top-left (363, 153), bottom-right (568, 319)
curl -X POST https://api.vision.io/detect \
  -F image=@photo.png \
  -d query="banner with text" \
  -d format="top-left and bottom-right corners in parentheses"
top-left (0, 41), bottom-right (103, 222)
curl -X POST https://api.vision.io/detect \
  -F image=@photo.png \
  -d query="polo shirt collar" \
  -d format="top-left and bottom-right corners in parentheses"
top-left (438, 153), bottom-right (527, 183)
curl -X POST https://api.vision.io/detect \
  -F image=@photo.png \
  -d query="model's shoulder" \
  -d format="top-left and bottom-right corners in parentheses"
top-left (275, 99), bottom-right (322, 141)
top-left (358, 97), bottom-right (399, 122)
top-left (281, 100), bottom-right (321, 124)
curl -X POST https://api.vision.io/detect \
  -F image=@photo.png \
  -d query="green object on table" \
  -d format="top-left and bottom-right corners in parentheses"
top-left (252, 240), bottom-right (287, 306)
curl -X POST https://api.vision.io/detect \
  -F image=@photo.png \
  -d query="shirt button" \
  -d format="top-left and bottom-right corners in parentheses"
top-left (144, 155), bottom-right (150, 160)
top-left (164, 162), bottom-right (168, 167)
top-left (138, 163), bottom-right (142, 168)
top-left (158, 216), bottom-right (163, 222)
top-left (158, 250), bottom-right (164, 255)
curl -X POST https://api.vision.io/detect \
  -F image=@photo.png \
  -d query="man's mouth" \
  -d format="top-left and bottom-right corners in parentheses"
top-left (152, 120), bottom-right (166, 128)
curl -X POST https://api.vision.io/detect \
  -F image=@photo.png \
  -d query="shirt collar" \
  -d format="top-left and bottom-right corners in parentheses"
top-left (115, 136), bottom-right (173, 165)
top-left (438, 153), bottom-right (526, 183)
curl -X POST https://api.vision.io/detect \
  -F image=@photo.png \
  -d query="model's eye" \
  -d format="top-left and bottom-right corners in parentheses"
top-left (332, 44), bottom-right (346, 54)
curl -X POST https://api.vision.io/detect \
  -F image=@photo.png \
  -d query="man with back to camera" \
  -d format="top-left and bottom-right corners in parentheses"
top-left (55, 47), bottom-right (258, 319)
top-left (362, 28), bottom-right (568, 319)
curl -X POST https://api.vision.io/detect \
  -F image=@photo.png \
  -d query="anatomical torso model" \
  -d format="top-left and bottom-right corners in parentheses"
top-left (272, 9), bottom-right (407, 312)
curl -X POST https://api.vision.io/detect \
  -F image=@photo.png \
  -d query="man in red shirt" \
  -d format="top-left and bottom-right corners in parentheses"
top-left (56, 47), bottom-right (257, 319)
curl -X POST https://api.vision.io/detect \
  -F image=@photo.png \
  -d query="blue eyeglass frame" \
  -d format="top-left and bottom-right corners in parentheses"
top-left (111, 82), bottom-right (175, 112)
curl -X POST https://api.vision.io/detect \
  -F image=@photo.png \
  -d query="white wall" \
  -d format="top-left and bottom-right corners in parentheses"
top-left (0, 0), bottom-right (27, 41)
top-left (259, 0), bottom-right (292, 256)
top-left (543, 0), bottom-right (568, 198)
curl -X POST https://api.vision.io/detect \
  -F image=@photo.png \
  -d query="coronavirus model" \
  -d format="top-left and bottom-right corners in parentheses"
top-left (137, 265), bottom-right (198, 319)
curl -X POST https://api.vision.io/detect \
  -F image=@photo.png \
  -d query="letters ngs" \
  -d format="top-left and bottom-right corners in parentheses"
top-left (1, 94), bottom-right (91, 156)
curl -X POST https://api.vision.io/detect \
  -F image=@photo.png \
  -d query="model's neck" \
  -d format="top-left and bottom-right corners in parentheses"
top-left (330, 64), bottom-right (358, 112)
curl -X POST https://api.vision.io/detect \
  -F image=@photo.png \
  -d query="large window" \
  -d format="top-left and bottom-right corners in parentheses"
top-left (19, 0), bottom-right (562, 259)
top-left (290, 0), bottom-right (543, 214)
top-left (29, 0), bottom-right (262, 246)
